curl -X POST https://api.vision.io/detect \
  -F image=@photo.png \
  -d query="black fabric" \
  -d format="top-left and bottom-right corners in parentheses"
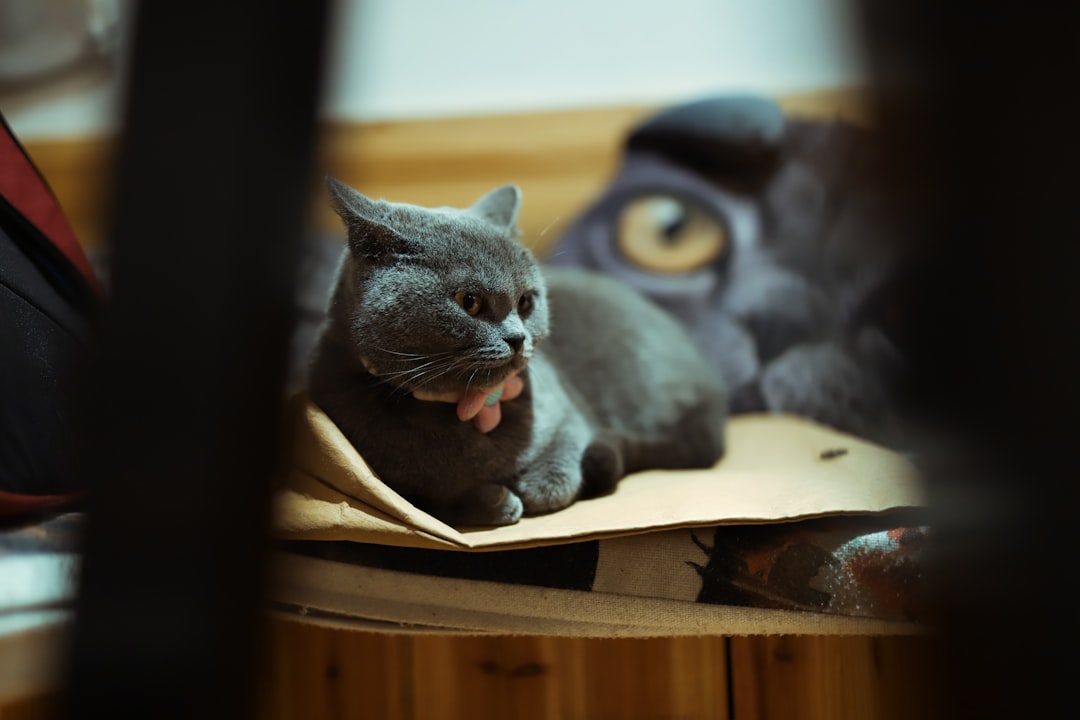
top-left (0, 111), bottom-right (99, 496)
top-left (0, 204), bottom-right (96, 495)
top-left (62, 3), bottom-right (328, 716)
top-left (283, 539), bottom-right (601, 592)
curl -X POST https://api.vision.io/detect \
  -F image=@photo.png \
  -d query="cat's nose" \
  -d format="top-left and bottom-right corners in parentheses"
top-left (504, 334), bottom-right (525, 354)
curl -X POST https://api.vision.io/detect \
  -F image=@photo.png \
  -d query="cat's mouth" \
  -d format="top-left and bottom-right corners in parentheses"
top-left (453, 356), bottom-right (528, 394)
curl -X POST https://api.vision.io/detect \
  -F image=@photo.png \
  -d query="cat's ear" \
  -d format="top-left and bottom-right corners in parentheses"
top-left (470, 184), bottom-right (521, 229)
top-left (326, 176), bottom-right (412, 260)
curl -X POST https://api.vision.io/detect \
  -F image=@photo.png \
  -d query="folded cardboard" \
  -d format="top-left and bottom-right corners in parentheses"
top-left (275, 395), bottom-right (924, 551)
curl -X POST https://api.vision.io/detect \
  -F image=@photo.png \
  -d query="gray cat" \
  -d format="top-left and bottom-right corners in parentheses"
top-left (308, 178), bottom-right (727, 527)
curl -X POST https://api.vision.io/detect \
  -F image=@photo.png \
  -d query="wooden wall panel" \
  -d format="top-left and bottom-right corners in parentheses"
top-left (17, 136), bottom-right (115, 253)
top-left (254, 620), bottom-right (731, 720)
top-left (255, 620), bottom-right (412, 720)
top-left (410, 635), bottom-right (559, 720)
top-left (314, 106), bottom-right (649, 257)
top-left (0, 693), bottom-right (59, 720)
top-left (728, 635), bottom-right (942, 720)
top-left (19, 87), bottom-right (872, 258)
top-left (6, 629), bottom-right (942, 719)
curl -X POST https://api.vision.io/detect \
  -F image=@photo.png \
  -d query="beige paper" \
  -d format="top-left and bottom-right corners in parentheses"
top-left (274, 395), bottom-right (925, 551)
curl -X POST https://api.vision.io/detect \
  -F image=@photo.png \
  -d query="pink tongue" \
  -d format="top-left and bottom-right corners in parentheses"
top-left (455, 375), bottom-right (516, 431)
top-left (456, 388), bottom-right (502, 433)
top-left (456, 388), bottom-right (489, 422)
top-left (473, 402), bottom-right (501, 434)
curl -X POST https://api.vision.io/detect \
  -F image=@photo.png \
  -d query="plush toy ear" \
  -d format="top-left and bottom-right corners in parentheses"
top-left (326, 176), bottom-right (412, 260)
top-left (627, 95), bottom-right (786, 189)
top-left (470, 184), bottom-right (521, 229)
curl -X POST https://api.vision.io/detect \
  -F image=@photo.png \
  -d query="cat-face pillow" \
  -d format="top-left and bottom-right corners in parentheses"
top-left (547, 95), bottom-right (908, 446)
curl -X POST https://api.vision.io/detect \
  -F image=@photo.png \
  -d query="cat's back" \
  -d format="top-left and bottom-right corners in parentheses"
top-left (540, 267), bottom-right (727, 434)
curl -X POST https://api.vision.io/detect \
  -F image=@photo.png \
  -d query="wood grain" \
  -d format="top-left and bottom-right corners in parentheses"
top-left (252, 624), bottom-right (942, 720)
top-left (18, 135), bottom-right (115, 253)
top-left (19, 87), bottom-right (872, 257)
top-left (255, 620), bottom-right (412, 720)
top-left (0, 693), bottom-right (59, 720)
top-left (0, 618), bottom-right (941, 718)
top-left (256, 620), bottom-right (731, 720)
top-left (729, 635), bottom-right (942, 720)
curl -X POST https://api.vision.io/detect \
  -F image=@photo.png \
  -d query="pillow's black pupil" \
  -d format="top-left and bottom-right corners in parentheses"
top-left (463, 293), bottom-right (476, 310)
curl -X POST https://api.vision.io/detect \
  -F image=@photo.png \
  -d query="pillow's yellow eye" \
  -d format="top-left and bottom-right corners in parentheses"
top-left (455, 291), bottom-right (482, 316)
top-left (616, 195), bottom-right (727, 274)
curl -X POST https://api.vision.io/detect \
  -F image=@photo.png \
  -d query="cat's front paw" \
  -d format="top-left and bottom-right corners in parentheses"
top-left (514, 469), bottom-right (582, 517)
top-left (451, 484), bottom-right (524, 526)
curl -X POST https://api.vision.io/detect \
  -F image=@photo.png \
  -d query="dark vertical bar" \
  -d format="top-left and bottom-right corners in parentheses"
top-left (64, 2), bottom-right (329, 718)
top-left (855, 2), bottom-right (1078, 718)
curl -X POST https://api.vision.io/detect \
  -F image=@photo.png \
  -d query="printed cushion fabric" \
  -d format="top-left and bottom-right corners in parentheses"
top-left (272, 511), bottom-right (930, 636)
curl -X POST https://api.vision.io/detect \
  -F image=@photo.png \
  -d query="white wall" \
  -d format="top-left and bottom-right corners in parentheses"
top-left (3, 0), bottom-right (865, 139)
top-left (322, 0), bottom-right (865, 121)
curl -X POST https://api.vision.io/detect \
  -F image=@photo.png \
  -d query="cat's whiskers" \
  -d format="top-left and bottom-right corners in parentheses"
top-left (376, 359), bottom-right (448, 381)
top-left (401, 358), bottom-right (468, 392)
top-left (380, 357), bottom-right (460, 386)
top-left (377, 351), bottom-right (489, 397)
top-left (371, 348), bottom-right (457, 381)
top-left (462, 367), bottom-right (481, 397)
top-left (537, 214), bottom-right (562, 239)
top-left (464, 354), bottom-right (517, 385)
top-left (542, 248), bottom-right (580, 262)
top-left (375, 347), bottom-right (454, 359)
top-left (372, 346), bottom-right (516, 397)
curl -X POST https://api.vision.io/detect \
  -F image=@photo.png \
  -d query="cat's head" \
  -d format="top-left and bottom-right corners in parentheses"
top-left (325, 176), bottom-right (548, 395)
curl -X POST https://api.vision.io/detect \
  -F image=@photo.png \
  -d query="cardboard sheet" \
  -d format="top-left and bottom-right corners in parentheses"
top-left (274, 395), bottom-right (925, 551)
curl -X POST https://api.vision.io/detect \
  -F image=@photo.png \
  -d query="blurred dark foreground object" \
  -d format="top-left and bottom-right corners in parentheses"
top-left (59, 2), bottom-right (328, 719)
top-left (0, 112), bottom-right (100, 508)
top-left (854, 1), bottom-right (1080, 718)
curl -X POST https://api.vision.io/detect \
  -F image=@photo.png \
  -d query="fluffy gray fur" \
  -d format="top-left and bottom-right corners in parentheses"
top-left (308, 178), bottom-right (727, 527)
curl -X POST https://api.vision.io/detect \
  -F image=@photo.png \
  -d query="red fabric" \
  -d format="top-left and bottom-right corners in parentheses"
top-left (0, 124), bottom-right (102, 295)
top-left (0, 489), bottom-right (82, 520)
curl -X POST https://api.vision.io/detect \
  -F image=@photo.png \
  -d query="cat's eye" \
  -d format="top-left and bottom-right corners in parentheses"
top-left (517, 292), bottom-right (535, 316)
top-left (616, 194), bottom-right (728, 274)
top-left (455, 290), bottom-right (482, 316)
